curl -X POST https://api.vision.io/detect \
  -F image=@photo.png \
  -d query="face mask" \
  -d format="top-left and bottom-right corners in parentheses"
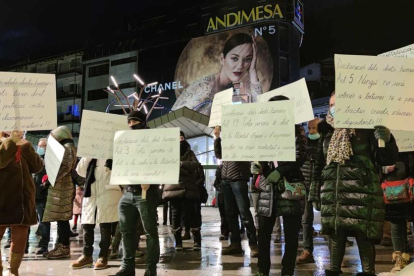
top-left (37, 147), bottom-right (45, 156)
top-left (308, 133), bottom-right (320, 140)
top-left (330, 106), bottom-right (335, 117)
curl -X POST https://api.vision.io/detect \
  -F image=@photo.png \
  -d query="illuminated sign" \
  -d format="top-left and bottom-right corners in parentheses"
top-left (293, 0), bottom-right (304, 33)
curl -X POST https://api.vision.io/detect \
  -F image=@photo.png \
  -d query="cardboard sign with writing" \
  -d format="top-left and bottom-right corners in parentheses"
top-left (77, 110), bottom-right (129, 159)
top-left (379, 44), bottom-right (414, 58)
top-left (208, 88), bottom-right (233, 127)
top-left (257, 78), bottom-right (314, 124)
top-left (45, 136), bottom-right (65, 187)
top-left (0, 72), bottom-right (57, 131)
top-left (334, 54), bottom-right (414, 131)
top-left (110, 128), bottom-right (180, 185)
top-left (221, 101), bottom-right (295, 161)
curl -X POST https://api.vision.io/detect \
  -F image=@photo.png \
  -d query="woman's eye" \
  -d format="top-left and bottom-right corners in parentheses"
top-left (231, 57), bottom-right (238, 62)
top-left (245, 58), bottom-right (252, 63)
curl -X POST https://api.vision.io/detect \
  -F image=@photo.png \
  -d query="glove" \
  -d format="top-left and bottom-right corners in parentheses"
top-left (374, 125), bottom-right (391, 143)
top-left (251, 162), bottom-right (261, 174)
top-left (312, 201), bottom-right (321, 211)
top-left (267, 170), bottom-right (281, 183)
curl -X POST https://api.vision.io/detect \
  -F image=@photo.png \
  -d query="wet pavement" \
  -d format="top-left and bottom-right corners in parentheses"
top-left (0, 207), bottom-right (407, 275)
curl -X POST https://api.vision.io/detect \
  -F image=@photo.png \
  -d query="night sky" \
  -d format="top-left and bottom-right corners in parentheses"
top-left (1, 0), bottom-right (413, 68)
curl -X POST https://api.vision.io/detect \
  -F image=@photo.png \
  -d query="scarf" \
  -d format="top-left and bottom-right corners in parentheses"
top-left (84, 159), bottom-right (97, 198)
top-left (326, 111), bottom-right (356, 165)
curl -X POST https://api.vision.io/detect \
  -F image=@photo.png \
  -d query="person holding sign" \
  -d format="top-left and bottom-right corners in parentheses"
top-left (251, 95), bottom-right (307, 276)
top-left (42, 126), bottom-right (78, 260)
top-left (214, 126), bottom-right (259, 257)
top-left (116, 111), bottom-right (159, 276)
top-left (0, 130), bottom-right (43, 276)
top-left (309, 92), bottom-right (398, 276)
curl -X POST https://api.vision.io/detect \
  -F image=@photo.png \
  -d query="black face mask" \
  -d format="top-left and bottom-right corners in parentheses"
top-left (130, 121), bottom-right (146, 130)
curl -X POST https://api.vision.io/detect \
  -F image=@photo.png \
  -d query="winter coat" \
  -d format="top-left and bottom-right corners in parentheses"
top-left (0, 138), bottom-right (43, 226)
top-left (76, 158), bottom-right (122, 224)
top-left (384, 152), bottom-right (414, 223)
top-left (309, 120), bottom-right (398, 240)
top-left (73, 188), bottom-right (84, 215)
top-left (300, 137), bottom-right (319, 191)
top-left (257, 125), bottom-right (307, 218)
top-left (162, 141), bottom-right (203, 201)
top-left (214, 137), bottom-right (250, 182)
top-left (34, 156), bottom-right (48, 201)
top-left (43, 140), bottom-right (77, 222)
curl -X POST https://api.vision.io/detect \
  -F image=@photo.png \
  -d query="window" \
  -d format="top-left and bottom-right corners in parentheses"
top-left (88, 88), bottom-right (108, 101)
top-left (111, 56), bottom-right (137, 67)
top-left (47, 63), bottom-right (57, 72)
top-left (70, 58), bottom-right (81, 68)
top-left (89, 64), bottom-right (109, 78)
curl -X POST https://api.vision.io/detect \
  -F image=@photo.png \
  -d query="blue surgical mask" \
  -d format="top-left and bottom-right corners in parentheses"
top-left (330, 106), bottom-right (335, 117)
top-left (308, 133), bottom-right (320, 140)
top-left (37, 147), bottom-right (45, 156)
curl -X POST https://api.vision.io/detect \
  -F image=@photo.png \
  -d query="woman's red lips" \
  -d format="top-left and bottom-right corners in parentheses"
top-left (233, 72), bottom-right (242, 76)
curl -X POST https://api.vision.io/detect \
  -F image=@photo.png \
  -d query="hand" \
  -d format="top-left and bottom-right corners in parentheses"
top-left (249, 35), bottom-right (259, 84)
top-left (141, 184), bottom-right (150, 191)
top-left (251, 162), bottom-right (261, 174)
top-left (312, 201), bottom-right (321, 211)
top-left (214, 126), bottom-right (221, 139)
top-left (374, 126), bottom-right (391, 143)
top-left (267, 170), bottom-right (281, 183)
top-left (382, 165), bottom-right (395, 174)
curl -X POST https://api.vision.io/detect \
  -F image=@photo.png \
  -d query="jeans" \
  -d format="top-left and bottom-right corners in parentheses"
top-left (258, 214), bottom-right (301, 275)
top-left (83, 223), bottom-right (112, 257)
top-left (0, 226), bottom-right (29, 254)
top-left (171, 199), bottom-right (197, 230)
top-left (221, 180), bottom-right (257, 245)
top-left (36, 200), bottom-right (51, 249)
top-left (391, 221), bottom-right (408, 252)
top-left (302, 196), bottom-right (314, 252)
top-left (57, 221), bottom-right (70, 246)
top-left (329, 230), bottom-right (375, 274)
top-left (218, 192), bottom-right (229, 235)
top-left (119, 189), bottom-right (159, 272)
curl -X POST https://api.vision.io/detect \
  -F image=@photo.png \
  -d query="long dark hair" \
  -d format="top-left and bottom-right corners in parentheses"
top-left (222, 33), bottom-right (253, 57)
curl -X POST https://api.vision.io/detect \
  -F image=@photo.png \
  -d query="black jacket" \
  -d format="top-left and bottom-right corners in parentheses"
top-left (257, 125), bottom-right (307, 218)
top-left (300, 137), bottom-right (320, 190)
top-left (34, 156), bottom-right (48, 201)
top-left (214, 137), bottom-right (250, 182)
top-left (309, 120), bottom-right (398, 239)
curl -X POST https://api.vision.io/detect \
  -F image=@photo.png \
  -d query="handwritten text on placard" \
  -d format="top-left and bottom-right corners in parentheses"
top-left (257, 78), bottom-right (314, 124)
top-left (45, 136), bottom-right (65, 187)
top-left (334, 54), bottom-right (414, 131)
top-left (208, 88), bottom-right (233, 127)
top-left (77, 110), bottom-right (129, 159)
top-left (110, 128), bottom-right (180, 185)
top-left (0, 72), bottom-right (57, 131)
top-left (221, 101), bottom-right (295, 161)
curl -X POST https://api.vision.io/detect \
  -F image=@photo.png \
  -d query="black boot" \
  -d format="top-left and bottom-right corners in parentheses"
top-left (173, 227), bottom-right (182, 250)
top-left (325, 270), bottom-right (341, 276)
top-left (192, 228), bottom-right (201, 250)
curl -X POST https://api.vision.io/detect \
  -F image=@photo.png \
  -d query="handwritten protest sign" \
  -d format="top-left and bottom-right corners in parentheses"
top-left (379, 44), bottom-right (414, 58)
top-left (45, 136), bottom-right (65, 186)
top-left (221, 101), bottom-right (295, 161)
top-left (257, 78), bottom-right (314, 124)
top-left (77, 110), bottom-right (129, 159)
top-left (0, 72), bottom-right (57, 131)
top-left (208, 88), bottom-right (233, 127)
top-left (110, 128), bottom-right (180, 185)
top-left (334, 54), bottom-right (414, 131)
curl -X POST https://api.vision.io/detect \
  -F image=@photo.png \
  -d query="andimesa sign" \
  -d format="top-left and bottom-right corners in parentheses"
top-left (205, 3), bottom-right (285, 34)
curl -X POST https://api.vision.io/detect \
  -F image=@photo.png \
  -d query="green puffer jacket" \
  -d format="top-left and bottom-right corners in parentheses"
top-left (309, 121), bottom-right (398, 240)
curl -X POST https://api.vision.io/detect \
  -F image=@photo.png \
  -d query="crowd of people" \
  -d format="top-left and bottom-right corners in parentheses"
top-left (0, 92), bottom-right (413, 276)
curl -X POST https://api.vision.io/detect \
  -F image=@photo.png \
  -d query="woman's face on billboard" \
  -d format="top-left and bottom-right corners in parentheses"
top-left (220, 43), bottom-right (253, 83)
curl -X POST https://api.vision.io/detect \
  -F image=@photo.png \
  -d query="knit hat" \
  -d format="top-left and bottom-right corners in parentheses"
top-left (180, 131), bottom-right (186, 139)
top-left (127, 110), bottom-right (146, 122)
top-left (51, 126), bottom-right (73, 142)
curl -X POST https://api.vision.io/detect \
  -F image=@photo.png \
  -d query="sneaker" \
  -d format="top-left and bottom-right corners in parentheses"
top-left (144, 269), bottom-right (157, 276)
top-left (109, 249), bottom-right (120, 259)
top-left (36, 248), bottom-right (48, 255)
top-left (115, 268), bottom-right (135, 276)
top-left (94, 257), bottom-right (108, 270)
top-left (219, 234), bottom-right (229, 241)
top-left (296, 250), bottom-right (315, 264)
top-left (47, 244), bottom-right (70, 259)
top-left (381, 237), bottom-right (392, 247)
top-left (222, 243), bottom-right (243, 255)
top-left (182, 231), bottom-right (191, 240)
top-left (71, 255), bottom-right (93, 269)
top-left (390, 251), bottom-right (410, 273)
top-left (250, 245), bottom-right (258, 258)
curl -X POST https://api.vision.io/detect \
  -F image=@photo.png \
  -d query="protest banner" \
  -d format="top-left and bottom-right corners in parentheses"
top-left (45, 135), bottom-right (65, 186)
top-left (77, 110), bottom-right (129, 159)
top-left (257, 78), bottom-right (314, 124)
top-left (208, 88), bottom-right (233, 127)
top-left (0, 72), bottom-right (57, 131)
top-left (221, 101), bottom-right (295, 161)
top-left (110, 128), bottom-right (180, 185)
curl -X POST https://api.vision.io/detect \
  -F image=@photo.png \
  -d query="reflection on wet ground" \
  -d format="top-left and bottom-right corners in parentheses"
top-left (0, 207), bottom-right (405, 275)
